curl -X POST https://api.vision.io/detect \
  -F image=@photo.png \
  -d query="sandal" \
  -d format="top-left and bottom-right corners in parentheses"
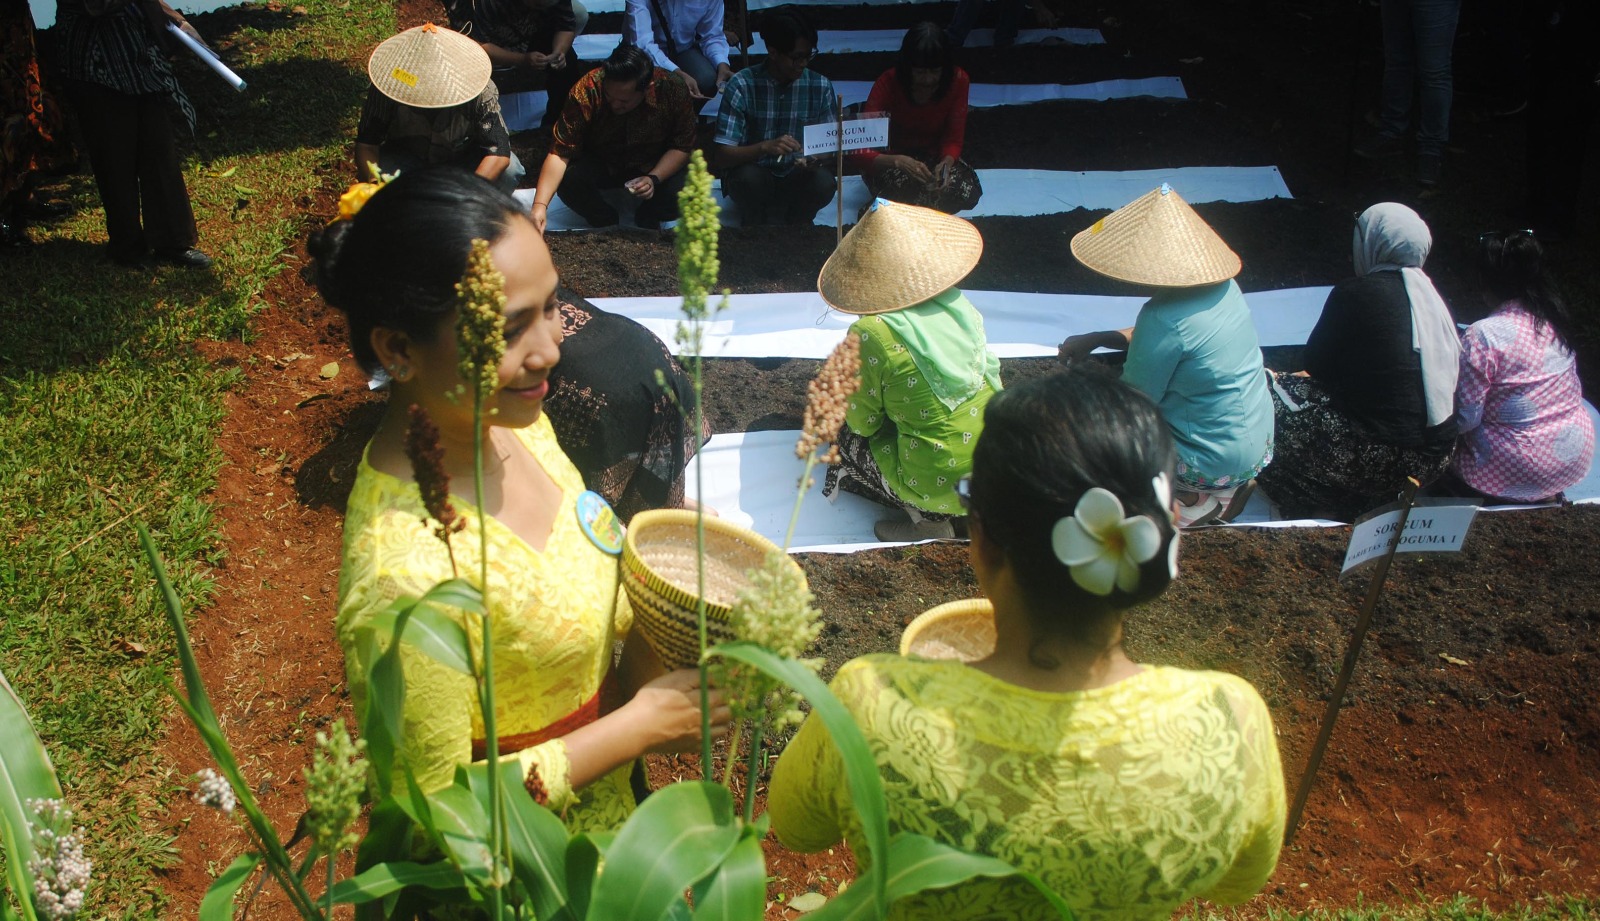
top-left (1177, 493), bottom-right (1224, 528)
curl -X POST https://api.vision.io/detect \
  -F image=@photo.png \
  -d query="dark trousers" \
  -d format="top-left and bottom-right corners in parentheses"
top-left (557, 155), bottom-right (686, 227)
top-left (66, 80), bottom-right (197, 259)
top-left (722, 161), bottom-right (834, 226)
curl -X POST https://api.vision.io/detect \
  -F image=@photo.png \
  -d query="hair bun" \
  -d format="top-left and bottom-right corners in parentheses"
top-left (306, 219), bottom-right (356, 310)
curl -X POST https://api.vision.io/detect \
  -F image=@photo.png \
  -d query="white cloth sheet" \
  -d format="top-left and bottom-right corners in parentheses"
top-left (696, 76), bottom-right (1186, 118)
top-left (589, 286), bottom-right (1333, 358)
top-left (692, 402), bottom-right (1600, 552)
top-left (512, 166), bottom-right (1292, 231)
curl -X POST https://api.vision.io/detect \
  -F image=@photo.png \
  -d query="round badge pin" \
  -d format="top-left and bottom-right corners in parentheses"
top-left (575, 490), bottom-right (623, 556)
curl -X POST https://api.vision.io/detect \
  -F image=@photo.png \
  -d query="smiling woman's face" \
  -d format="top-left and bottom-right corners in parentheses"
top-left (398, 217), bottom-right (563, 434)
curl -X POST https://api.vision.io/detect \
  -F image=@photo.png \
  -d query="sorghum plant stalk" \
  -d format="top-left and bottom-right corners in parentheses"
top-left (711, 555), bottom-right (824, 820)
top-left (453, 237), bottom-right (513, 904)
top-left (675, 150), bottom-right (726, 771)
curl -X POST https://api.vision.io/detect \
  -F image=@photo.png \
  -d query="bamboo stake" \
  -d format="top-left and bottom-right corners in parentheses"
top-left (1283, 477), bottom-right (1421, 846)
top-left (835, 94), bottom-right (844, 246)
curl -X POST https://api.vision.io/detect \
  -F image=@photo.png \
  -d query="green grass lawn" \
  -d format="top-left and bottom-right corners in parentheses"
top-left (0, 1), bottom-right (390, 913)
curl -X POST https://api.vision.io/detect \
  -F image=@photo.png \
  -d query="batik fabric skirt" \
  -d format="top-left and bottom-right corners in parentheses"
top-left (1255, 372), bottom-right (1452, 521)
top-left (822, 430), bottom-right (959, 522)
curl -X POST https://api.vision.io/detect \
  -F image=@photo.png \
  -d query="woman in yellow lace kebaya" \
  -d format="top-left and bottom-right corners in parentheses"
top-left (769, 367), bottom-right (1286, 920)
top-left (309, 169), bottom-right (729, 832)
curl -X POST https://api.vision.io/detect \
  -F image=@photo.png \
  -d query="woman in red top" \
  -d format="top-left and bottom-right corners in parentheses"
top-left (855, 23), bottom-right (981, 214)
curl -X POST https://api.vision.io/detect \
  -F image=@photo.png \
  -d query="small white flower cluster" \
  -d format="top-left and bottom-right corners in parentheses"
top-left (194, 767), bottom-right (237, 815)
top-left (26, 799), bottom-right (92, 921)
top-left (1050, 473), bottom-right (1180, 596)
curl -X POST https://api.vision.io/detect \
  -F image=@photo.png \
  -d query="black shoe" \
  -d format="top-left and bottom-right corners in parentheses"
top-left (107, 248), bottom-right (149, 267)
top-left (1, 218), bottom-right (30, 248)
top-left (1353, 132), bottom-right (1403, 159)
top-left (154, 247), bottom-right (214, 269)
top-left (1416, 154), bottom-right (1442, 187)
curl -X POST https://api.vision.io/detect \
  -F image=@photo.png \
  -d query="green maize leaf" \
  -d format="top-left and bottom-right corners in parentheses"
top-left (139, 525), bottom-right (222, 733)
top-left (467, 762), bottom-right (574, 921)
top-left (198, 853), bottom-right (262, 921)
top-left (0, 669), bottom-right (62, 921)
top-left (808, 834), bottom-right (1074, 921)
top-left (361, 605), bottom-right (472, 675)
top-left (329, 860), bottom-right (467, 904)
top-left (563, 834), bottom-right (601, 920)
top-left (420, 579), bottom-right (487, 616)
top-left (428, 781), bottom-right (494, 884)
top-left (360, 599), bottom-right (419, 793)
top-left (712, 642), bottom-right (888, 910)
top-left (585, 781), bottom-right (742, 921)
top-left (691, 825), bottom-right (767, 921)
top-left (352, 799), bottom-right (418, 921)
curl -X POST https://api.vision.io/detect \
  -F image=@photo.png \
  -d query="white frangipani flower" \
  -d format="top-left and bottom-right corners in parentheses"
top-left (1151, 472), bottom-right (1174, 521)
top-left (1051, 487), bottom-right (1162, 595)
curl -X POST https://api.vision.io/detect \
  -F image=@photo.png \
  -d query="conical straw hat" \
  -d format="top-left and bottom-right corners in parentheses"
top-left (1070, 184), bottom-right (1241, 288)
top-left (368, 23), bottom-right (492, 109)
top-left (818, 199), bottom-right (983, 315)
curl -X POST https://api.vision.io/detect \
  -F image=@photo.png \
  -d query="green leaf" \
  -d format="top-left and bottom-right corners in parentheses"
top-left (467, 762), bottom-right (575, 921)
top-left (691, 826), bottom-right (767, 921)
top-left (807, 835), bottom-right (1075, 921)
top-left (563, 834), bottom-right (601, 920)
top-left (199, 853), bottom-right (262, 921)
top-left (139, 525), bottom-right (222, 733)
top-left (0, 669), bottom-right (62, 921)
top-left (712, 643), bottom-right (888, 910)
top-left (427, 782), bottom-right (494, 883)
top-left (420, 578), bottom-right (487, 616)
top-left (585, 781), bottom-right (742, 921)
top-left (329, 861), bottom-right (466, 905)
top-left (362, 604), bottom-right (472, 675)
top-left (351, 799), bottom-right (417, 920)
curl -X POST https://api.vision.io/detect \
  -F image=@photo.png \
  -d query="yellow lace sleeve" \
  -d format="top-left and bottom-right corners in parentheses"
top-left (1197, 675), bottom-right (1287, 905)
top-left (767, 660), bottom-right (880, 854)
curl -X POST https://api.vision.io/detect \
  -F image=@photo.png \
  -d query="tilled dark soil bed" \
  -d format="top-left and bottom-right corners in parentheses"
top-left (146, 0), bottom-right (1600, 916)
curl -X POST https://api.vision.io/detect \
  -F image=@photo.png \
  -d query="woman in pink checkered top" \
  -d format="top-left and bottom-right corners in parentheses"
top-left (1445, 231), bottom-right (1594, 503)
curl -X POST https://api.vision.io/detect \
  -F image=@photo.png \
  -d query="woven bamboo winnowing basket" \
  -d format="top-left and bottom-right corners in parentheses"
top-left (899, 598), bottom-right (996, 662)
top-left (621, 509), bottom-right (802, 669)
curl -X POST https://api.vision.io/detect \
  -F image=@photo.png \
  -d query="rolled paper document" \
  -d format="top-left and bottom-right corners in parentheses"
top-left (166, 22), bottom-right (247, 91)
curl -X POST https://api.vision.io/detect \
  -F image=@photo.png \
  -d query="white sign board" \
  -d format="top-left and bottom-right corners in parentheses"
top-left (803, 117), bottom-right (890, 156)
top-left (1341, 500), bottom-right (1480, 575)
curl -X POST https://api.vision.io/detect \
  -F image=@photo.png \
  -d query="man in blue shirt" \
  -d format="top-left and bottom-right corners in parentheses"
top-left (623, 0), bottom-right (732, 105)
top-left (712, 10), bottom-right (838, 225)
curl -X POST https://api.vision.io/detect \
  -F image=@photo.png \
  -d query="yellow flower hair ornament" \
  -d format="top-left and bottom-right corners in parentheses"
top-left (333, 168), bottom-right (400, 223)
top-left (1051, 485), bottom-right (1170, 596)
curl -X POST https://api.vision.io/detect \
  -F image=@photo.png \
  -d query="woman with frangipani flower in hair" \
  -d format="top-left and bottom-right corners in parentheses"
top-left (770, 366), bottom-right (1286, 921)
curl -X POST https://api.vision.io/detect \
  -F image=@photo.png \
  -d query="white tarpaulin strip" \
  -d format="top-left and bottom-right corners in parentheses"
top-left (693, 404), bottom-right (1600, 551)
top-left (589, 287), bottom-right (1334, 359)
top-left (571, 24), bottom-right (1102, 47)
top-left (696, 76), bottom-right (1186, 118)
top-left (504, 72), bottom-right (1177, 132)
top-left (512, 165), bottom-right (1292, 230)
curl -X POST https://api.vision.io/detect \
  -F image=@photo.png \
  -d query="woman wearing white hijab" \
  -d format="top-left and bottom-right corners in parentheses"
top-left (1256, 202), bottom-right (1459, 521)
